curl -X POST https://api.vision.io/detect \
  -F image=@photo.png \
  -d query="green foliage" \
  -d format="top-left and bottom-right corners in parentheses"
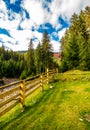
top-left (41, 31), bottom-right (53, 71)
top-left (35, 31), bottom-right (53, 73)
top-left (27, 39), bottom-right (36, 75)
top-left (35, 43), bottom-right (43, 73)
top-left (0, 46), bottom-right (25, 78)
top-left (0, 31), bottom-right (56, 79)
top-left (61, 6), bottom-right (90, 71)
top-left (20, 70), bottom-right (28, 79)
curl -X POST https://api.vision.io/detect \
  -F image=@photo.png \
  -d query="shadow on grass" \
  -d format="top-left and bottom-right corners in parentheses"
top-left (49, 79), bottom-right (60, 83)
top-left (84, 87), bottom-right (90, 92)
top-left (58, 90), bottom-right (75, 103)
top-left (0, 86), bottom-right (59, 130)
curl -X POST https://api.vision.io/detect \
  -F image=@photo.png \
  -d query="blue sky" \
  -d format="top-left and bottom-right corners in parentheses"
top-left (0, 0), bottom-right (90, 52)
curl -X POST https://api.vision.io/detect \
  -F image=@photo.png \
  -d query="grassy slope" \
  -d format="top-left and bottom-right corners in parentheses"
top-left (0, 70), bottom-right (90, 130)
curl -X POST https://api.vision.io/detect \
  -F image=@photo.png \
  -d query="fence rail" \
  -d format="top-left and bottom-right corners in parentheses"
top-left (0, 68), bottom-right (57, 117)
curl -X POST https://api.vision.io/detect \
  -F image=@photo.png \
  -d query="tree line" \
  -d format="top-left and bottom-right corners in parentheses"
top-left (0, 32), bottom-right (57, 79)
top-left (0, 46), bottom-right (25, 78)
top-left (61, 6), bottom-right (90, 71)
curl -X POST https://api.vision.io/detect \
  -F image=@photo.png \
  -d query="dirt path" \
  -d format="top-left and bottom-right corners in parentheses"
top-left (0, 77), bottom-right (19, 86)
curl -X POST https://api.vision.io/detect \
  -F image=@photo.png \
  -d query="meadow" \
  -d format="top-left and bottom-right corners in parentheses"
top-left (0, 70), bottom-right (90, 130)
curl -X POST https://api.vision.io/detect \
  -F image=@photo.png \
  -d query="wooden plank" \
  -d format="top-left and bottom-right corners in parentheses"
top-left (49, 70), bottom-right (53, 72)
top-left (25, 78), bottom-right (40, 86)
top-left (0, 80), bottom-right (22, 89)
top-left (0, 85), bottom-right (20, 99)
top-left (49, 71), bottom-right (53, 74)
top-left (0, 93), bottom-right (20, 108)
top-left (25, 75), bottom-right (40, 82)
top-left (25, 80), bottom-right (40, 92)
top-left (20, 81), bottom-right (25, 111)
top-left (0, 69), bottom-right (54, 117)
top-left (25, 84), bottom-right (40, 98)
top-left (0, 100), bottom-right (19, 117)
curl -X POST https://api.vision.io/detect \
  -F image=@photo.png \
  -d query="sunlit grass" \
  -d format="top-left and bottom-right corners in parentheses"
top-left (0, 71), bottom-right (90, 130)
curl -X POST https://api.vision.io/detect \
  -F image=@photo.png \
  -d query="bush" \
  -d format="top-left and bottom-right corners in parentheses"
top-left (20, 70), bottom-right (28, 79)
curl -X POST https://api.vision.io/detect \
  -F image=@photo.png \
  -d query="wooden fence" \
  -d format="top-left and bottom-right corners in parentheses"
top-left (0, 68), bottom-right (57, 117)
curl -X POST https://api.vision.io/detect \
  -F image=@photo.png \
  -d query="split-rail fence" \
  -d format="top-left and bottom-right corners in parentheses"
top-left (0, 68), bottom-right (58, 117)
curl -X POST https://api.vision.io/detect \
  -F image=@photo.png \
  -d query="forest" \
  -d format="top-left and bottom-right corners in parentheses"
top-left (61, 6), bottom-right (90, 71)
top-left (0, 32), bottom-right (56, 79)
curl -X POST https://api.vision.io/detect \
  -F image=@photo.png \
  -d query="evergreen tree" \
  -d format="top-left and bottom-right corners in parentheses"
top-left (61, 6), bottom-right (90, 71)
top-left (36, 42), bottom-right (43, 73)
top-left (28, 39), bottom-right (36, 75)
top-left (0, 46), bottom-right (26, 78)
top-left (42, 31), bottom-right (53, 72)
top-left (78, 10), bottom-right (90, 70)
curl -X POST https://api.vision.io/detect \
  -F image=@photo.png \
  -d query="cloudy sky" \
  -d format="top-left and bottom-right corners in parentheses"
top-left (0, 0), bottom-right (90, 52)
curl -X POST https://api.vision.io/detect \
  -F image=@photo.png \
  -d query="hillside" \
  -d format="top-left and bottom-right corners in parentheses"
top-left (0, 71), bottom-right (90, 130)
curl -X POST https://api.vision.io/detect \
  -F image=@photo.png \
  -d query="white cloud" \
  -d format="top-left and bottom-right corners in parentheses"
top-left (33, 31), bottom-right (43, 42)
top-left (0, 0), bottom-right (6, 10)
top-left (20, 18), bottom-right (33, 30)
top-left (0, 0), bottom-right (8, 20)
top-left (0, 11), bottom-right (21, 30)
top-left (41, 0), bottom-right (90, 30)
top-left (51, 40), bottom-right (60, 52)
top-left (9, 29), bottom-right (43, 51)
top-left (50, 0), bottom-right (90, 20)
top-left (58, 28), bottom-right (67, 40)
top-left (21, 0), bottom-right (44, 26)
top-left (0, 0), bottom-right (90, 52)
top-left (0, 34), bottom-right (15, 44)
top-left (0, 34), bottom-right (16, 50)
top-left (10, 29), bottom-right (33, 50)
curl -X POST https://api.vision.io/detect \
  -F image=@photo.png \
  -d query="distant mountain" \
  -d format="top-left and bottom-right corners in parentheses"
top-left (17, 50), bottom-right (27, 53)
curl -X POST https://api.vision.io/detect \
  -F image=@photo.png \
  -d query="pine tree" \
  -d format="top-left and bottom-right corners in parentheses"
top-left (61, 7), bottom-right (90, 71)
top-left (27, 39), bottom-right (36, 75)
top-left (78, 10), bottom-right (90, 70)
top-left (36, 42), bottom-right (42, 73)
top-left (42, 31), bottom-right (53, 71)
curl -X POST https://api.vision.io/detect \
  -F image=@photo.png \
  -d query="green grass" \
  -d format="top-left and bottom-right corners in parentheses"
top-left (0, 70), bottom-right (90, 130)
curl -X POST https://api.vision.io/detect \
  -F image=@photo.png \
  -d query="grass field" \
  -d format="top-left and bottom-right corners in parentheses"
top-left (0, 70), bottom-right (90, 130)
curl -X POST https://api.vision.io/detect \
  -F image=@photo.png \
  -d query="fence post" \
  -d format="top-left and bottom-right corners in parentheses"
top-left (46, 68), bottom-right (49, 84)
top-left (40, 74), bottom-right (44, 91)
top-left (20, 80), bottom-right (25, 112)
